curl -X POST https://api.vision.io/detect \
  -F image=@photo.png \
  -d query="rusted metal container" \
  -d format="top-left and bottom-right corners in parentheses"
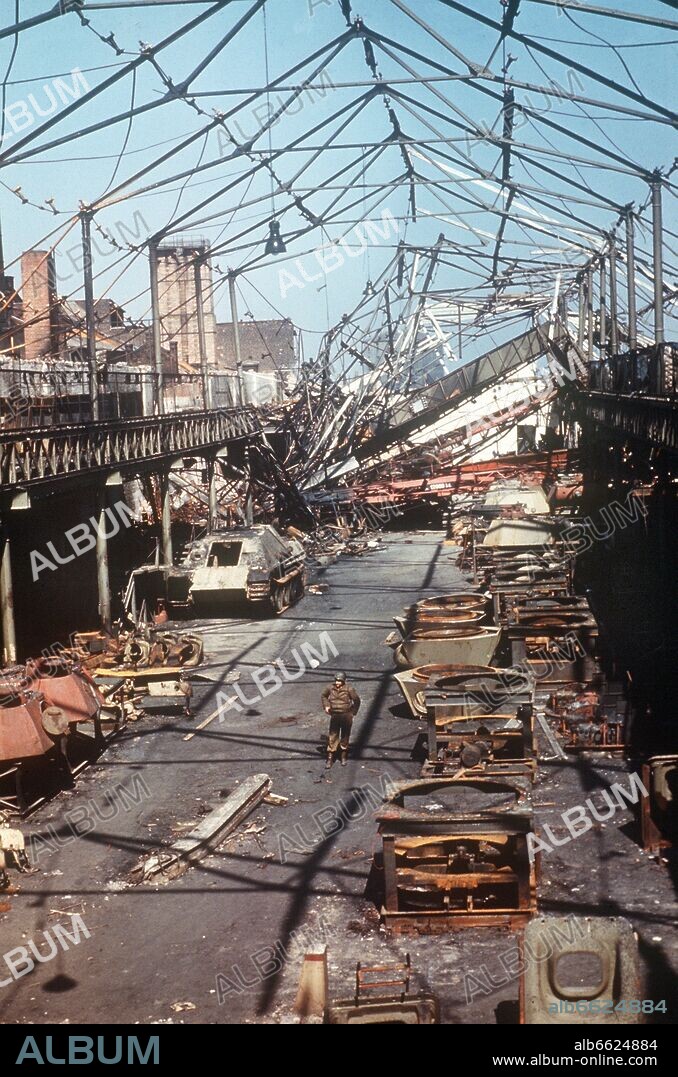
top-left (0, 691), bottom-right (54, 761)
top-left (25, 657), bottom-right (103, 728)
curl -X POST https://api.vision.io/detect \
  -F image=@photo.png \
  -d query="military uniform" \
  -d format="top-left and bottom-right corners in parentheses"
top-left (322, 681), bottom-right (361, 763)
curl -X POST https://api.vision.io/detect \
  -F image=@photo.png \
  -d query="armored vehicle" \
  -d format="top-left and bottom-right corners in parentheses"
top-left (127, 525), bottom-right (306, 619)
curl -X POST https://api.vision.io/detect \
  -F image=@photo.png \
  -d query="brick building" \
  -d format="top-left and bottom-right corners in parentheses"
top-left (215, 317), bottom-right (298, 391)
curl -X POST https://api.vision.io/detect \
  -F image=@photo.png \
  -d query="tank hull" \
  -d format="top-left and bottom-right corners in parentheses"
top-left (127, 525), bottom-right (307, 620)
top-left (394, 627), bottom-right (502, 669)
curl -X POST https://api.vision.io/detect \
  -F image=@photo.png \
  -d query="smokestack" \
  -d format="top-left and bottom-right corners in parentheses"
top-left (21, 250), bottom-right (58, 360)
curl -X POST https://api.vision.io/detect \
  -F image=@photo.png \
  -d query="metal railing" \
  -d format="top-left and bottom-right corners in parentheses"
top-left (0, 407), bottom-right (261, 488)
top-left (0, 365), bottom-right (284, 431)
top-left (586, 343), bottom-right (677, 398)
top-left (0, 364), bottom-right (155, 429)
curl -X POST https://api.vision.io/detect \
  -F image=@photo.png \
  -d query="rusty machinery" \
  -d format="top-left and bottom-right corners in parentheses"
top-left (0, 659), bottom-right (104, 815)
top-left (422, 670), bottom-right (535, 776)
top-left (27, 657), bottom-right (106, 745)
top-left (325, 955), bottom-right (439, 1024)
top-left (0, 666), bottom-right (68, 815)
top-left (72, 629), bottom-right (203, 675)
top-left (487, 571), bottom-right (574, 625)
top-left (473, 547), bottom-right (575, 623)
top-left (421, 715), bottom-right (535, 778)
top-left (0, 815), bottom-right (30, 890)
top-left (73, 629), bottom-right (202, 724)
top-left (376, 775), bottom-right (537, 933)
top-left (395, 607), bottom-right (488, 635)
top-left (502, 606), bottom-right (599, 685)
top-left (504, 593), bottom-right (593, 625)
top-left (640, 755), bottom-right (678, 853)
top-left (520, 916), bottom-right (641, 1025)
top-left (546, 685), bottom-right (628, 751)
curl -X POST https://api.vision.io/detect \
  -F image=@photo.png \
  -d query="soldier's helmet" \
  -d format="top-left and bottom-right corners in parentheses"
top-left (334, 672), bottom-right (347, 683)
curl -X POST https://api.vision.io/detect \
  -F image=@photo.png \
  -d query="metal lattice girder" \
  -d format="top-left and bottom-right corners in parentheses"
top-left (572, 390), bottom-right (678, 456)
top-left (355, 323), bottom-right (561, 461)
top-left (0, 408), bottom-right (260, 490)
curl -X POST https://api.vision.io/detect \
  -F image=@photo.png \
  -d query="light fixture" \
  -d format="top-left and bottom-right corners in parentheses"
top-left (397, 245), bottom-right (405, 288)
top-left (265, 220), bottom-right (286, 256)
top-left (363, 279), bottom-right (376, 298)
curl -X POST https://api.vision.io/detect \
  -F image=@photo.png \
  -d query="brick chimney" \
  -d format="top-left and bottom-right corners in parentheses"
top-left (21, 250), bottom-right (58, 360)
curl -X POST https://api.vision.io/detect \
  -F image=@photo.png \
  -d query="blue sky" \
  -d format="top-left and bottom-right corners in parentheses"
top-left (0, 0), bottom-right (675, 355)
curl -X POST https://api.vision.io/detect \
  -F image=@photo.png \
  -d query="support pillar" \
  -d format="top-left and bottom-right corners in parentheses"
top-left (81, 210), bottom-right (100, 422)
top-left (149, 240), bottom-right (165, 415)
top-left (599, 257), bottom-right (607, 360)
top-left (194, 256), bottom-right (211, 411)
top-left (651, 170), bottom-right (665, 345)
top-left (160, 471), bottom-right (173, 565)
top-left (384, 285), bottom-right (395, 358)
top-left (608, 234), bottom-right (619, 357)
top-left (208, 457), bottom-right (219, 531)
top-left (228, 272), bottom-right (244, 406)
top-left (96, 488), bottom-right (112, 632)
top-left (243, 443), bottom-right (254, 526)
top-left (577, 275), bottom-right (585, 350)
top-left (1, 529), bottom-right (17, 665)
top-left (457, 303), bottom-right (463, 361)
top-left (586, 264), bottom-right (594, 359)
top-left (625, 207), bottom-right (637, 352)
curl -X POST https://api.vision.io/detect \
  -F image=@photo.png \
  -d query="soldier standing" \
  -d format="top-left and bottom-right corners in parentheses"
top-left (322, 672), bottom-right (361, 769)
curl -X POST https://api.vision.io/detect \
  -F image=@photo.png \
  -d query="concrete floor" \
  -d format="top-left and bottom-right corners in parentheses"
top-left (0, 532), bottom-right (676, 1024)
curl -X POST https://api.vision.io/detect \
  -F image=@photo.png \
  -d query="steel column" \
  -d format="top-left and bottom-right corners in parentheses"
top-left (0, 529), bottom-right (17, 665)
top-left (228, 272), bottom-right (244, 406)
top-left (625, 207), bottom-right (637, 351)
top-left (160, 470), bottom-right (173, 565)
top-left (384, 285), bottom-right (395, 358)
top-left (586, 264), bottom-right (594, 358)
top-left (96, 487), bottom-right (112, 632)
top-left (608, 235), bottom-right (619, 357)
top-left (208, 457), bottom-right (218, 531)
top-left (599, 257), bottom-right (607, 359)
top-left (149, 240), bottom-right (165, 415)
top-left (194, 256), bottom-right (212, 410)
top-left (81, 210), bottom-right (100, 422)
top-left (577, 275), bottom-right (585, 349)
top-left (243, 442), bottom-right (254, 526)
top-left (651, 170), bottom-right (665, 344)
